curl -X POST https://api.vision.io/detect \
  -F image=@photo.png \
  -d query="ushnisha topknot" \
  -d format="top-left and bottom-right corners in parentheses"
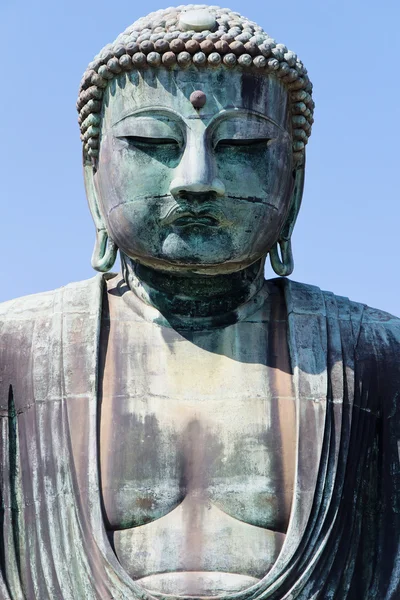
top-left (78, 4), bottom-right (314, 164)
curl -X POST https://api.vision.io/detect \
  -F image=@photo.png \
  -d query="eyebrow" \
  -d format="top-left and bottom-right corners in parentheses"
top-left (111, 107), bottom-right (183, 127)
top-left (205, 109), bottom-right (287, 132)
top-left (110, 106), bottom-right (287, 134)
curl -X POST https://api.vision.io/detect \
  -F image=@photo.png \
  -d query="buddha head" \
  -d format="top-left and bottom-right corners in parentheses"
top-left (78, 5), bottom-right (314, 278)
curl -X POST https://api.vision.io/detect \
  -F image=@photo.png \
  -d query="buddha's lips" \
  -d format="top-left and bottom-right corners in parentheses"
top-left (161, 205), bottom-right (231, 227)
top-left (171, 214), bottom-right (220, 227)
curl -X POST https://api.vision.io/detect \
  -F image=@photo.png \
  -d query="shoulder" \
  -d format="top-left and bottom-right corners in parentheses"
top-left (0, 287), bottom-right (59, 322)
top-left (355, 302), bottom-right (400, 364)
top-left (330, 288), bottom-right (400, 349)
top-left (0, 275), bottom-right (108, 336)
top-left (273, 276), bottom-right (400, 348)
top-left (0, 275), bottom-right (107, 411)
top-left (0, 275), bottom-right (105, 323)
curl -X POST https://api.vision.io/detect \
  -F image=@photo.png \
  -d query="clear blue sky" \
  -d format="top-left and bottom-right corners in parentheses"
top-left (1, 0), bottom-right (399, 315)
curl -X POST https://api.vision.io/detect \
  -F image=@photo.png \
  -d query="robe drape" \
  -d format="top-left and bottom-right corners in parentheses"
top-left (0, 274), bottom-right (399, 599)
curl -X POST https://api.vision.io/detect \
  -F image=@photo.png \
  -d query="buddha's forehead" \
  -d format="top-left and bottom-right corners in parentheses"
top-left (103, 67), bottom-right (289, 129)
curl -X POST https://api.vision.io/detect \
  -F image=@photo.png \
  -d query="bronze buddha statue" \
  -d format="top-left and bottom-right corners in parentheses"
top-left (0, 5), bottom-right (399, 599)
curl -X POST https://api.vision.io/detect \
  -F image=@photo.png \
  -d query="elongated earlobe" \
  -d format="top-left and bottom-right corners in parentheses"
top-left (91, 229), bottom-right (118, 272)
top-left (269, 163), bottom-right (305, 277)
top-left (270, 240), bottom-right (294, 276)
top-left (84, 161), bottom-right (119, 272)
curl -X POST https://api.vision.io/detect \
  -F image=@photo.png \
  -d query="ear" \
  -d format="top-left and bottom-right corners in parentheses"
top-left (280, 159), bottom-right (305, 242)
top-left (269, 159), bottom-right (305, 277)
top-left (84, 161), bottom-right (118, 272)
top-left (84, 161), bottom-right (105, 231)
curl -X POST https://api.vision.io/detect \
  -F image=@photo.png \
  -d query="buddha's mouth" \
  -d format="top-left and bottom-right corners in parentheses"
top-left (162, 206), bottom-right (230, 228)
top-left (172, 213), bottom-right (220, 227)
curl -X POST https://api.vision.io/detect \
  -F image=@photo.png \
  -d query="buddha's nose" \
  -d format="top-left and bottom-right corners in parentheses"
top-left (169, 137), bottom-right (225, 198)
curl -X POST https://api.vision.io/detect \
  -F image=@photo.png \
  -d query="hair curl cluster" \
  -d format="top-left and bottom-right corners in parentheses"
top-left (78, 4), bottom-right (314, 164)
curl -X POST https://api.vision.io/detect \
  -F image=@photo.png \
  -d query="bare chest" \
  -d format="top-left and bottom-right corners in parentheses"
top-left (99, 308), bottom-right (296, 534)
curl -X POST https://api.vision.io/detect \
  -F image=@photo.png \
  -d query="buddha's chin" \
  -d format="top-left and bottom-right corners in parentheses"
top-left (159, 229), bottom-right (236, 269)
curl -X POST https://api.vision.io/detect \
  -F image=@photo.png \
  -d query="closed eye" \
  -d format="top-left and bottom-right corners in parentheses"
top-left (122, 136), bottom-right (180, 146)
top-left (216, 137), bottom-right (272, 148)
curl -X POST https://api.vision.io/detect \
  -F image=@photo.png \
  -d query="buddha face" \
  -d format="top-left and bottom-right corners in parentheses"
top-left (92, 67), bottom-right (295, 275)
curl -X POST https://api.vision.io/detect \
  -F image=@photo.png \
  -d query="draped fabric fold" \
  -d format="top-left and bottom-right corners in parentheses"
top-left (0, 275), bottom-right (399, 599)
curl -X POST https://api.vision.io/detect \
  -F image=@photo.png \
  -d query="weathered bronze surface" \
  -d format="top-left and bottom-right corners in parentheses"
top-left (1, 5), bottom-right (400, 600)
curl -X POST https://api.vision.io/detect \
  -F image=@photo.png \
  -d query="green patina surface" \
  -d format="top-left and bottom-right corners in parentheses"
top-left (0, 5), bottom-right (399, 600)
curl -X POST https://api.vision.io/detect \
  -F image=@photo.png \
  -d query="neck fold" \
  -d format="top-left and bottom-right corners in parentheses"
top-left (121, 254), bottom-right (267, 330)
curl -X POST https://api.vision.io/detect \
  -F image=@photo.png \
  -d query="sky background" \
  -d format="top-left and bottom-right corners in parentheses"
top-left (1, 0), bottom-right (399, 315)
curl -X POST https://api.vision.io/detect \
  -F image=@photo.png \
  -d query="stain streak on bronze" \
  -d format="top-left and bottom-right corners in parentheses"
top-left (268, 290), bottom-right (296, 521)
